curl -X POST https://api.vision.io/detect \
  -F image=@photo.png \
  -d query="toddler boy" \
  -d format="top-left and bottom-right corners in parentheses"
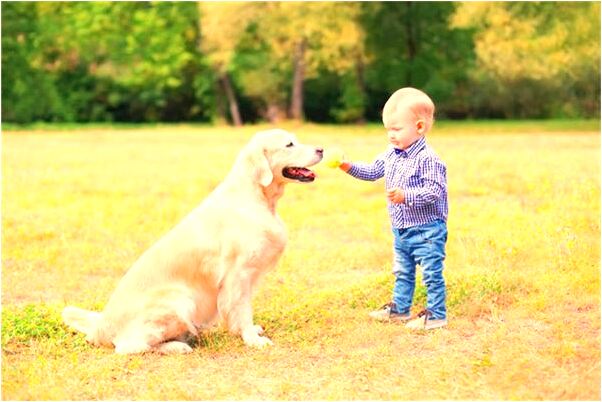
top-left (335, 87), bottom-right (448, 330)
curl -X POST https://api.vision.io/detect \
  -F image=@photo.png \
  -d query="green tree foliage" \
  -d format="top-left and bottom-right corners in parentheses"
top-left (2, 3), bottom-right (67, 123)
top-left (199, 2), bottom-right (263, 125)
top-left (1, 1), bottom-right (599, 124)
top-left (361, 2), bottom-right (476, 119)
top-left (229, 2), bottom-right (365, 122)
top-left (2, 2), bottom-right (214, 123)
top-left (259, 2), bottom-right (364, 121)
top-left (453, 2), bottom-right (601, 118)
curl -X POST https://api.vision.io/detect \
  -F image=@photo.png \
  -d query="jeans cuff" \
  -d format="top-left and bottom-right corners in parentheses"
top-left (391, 305), bottom-right (409, 315)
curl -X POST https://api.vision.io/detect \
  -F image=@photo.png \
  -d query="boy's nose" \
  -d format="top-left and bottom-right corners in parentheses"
top-left (316, 148), bottom-right (324, 156)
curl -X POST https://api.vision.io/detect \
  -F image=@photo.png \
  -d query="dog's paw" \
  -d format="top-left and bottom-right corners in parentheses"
top-left (114, 340), bottom-right (151, 355)
top-left (242, 328), bottom-right (273, 348)
top-left (245, 335), bottom-right (273, 348)
top-left (252, 324), bottom-right (265, 335)
top-left (154, 341), bottom-right (193, 354)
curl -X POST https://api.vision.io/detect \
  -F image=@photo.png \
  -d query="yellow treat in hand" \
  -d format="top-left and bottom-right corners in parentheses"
top-left (323, 147), bottom-right (345, 168)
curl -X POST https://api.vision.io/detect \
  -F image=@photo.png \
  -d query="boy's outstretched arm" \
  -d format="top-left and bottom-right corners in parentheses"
top-left (322, 146), bottom-right (384, 180)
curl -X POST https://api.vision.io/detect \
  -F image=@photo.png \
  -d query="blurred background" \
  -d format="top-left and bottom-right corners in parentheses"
top-left (2, 1), bottom-right (600, 126)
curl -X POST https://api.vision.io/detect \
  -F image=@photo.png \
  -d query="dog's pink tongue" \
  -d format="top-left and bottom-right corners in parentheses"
top-left (298, 168), bottom-right (315, 179)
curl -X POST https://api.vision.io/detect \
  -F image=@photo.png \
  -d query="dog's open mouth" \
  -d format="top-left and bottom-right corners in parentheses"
top-left (282, 167), bottom-right (316, 182)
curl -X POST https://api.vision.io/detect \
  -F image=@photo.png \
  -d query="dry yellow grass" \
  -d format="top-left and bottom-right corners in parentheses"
top-left (2, 122), bottom-right (600, 400)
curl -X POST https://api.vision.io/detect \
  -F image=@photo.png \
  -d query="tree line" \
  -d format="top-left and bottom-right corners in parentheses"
top-left (2, 2), bottom-right (600, 125)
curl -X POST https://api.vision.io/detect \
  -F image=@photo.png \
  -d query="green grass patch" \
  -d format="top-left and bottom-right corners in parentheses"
top-left (1, 304), bottom-right (79, 347)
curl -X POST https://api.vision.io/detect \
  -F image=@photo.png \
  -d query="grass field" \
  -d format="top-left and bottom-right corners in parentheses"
top-left (2, 121), bottom-right (600, 400)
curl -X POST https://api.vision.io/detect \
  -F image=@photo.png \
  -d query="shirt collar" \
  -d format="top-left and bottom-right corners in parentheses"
top-left (393, 137), bottom-right (426, 158)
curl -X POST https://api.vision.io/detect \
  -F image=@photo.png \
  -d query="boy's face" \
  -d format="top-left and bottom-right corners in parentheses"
top-left (383, 107), bottom-right (425, 150)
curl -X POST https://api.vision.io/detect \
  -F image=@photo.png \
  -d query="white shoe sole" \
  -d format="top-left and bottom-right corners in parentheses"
top-left (368, 312), bottom-right (411, 322)
top-left (406, 318), bottom-right (447, 330)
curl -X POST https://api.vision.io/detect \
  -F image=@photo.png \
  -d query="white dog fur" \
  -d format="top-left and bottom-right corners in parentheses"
top-left (62, 129), bottom-right (323, 354)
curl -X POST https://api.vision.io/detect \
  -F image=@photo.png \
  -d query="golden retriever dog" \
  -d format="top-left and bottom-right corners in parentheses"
top-left (62, 129), bottom-right (323, 354)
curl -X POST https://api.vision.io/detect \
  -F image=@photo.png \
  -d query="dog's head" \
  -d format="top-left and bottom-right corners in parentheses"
top-left (241, 129), bottom-right (323, 187)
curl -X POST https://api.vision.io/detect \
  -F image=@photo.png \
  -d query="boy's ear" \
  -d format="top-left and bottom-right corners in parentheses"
top-left (416, 119), bottom-right (426, 134)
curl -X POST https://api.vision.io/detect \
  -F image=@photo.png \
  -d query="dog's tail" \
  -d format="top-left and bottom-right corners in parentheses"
top-left (62, 306), bottom-right (103, 343)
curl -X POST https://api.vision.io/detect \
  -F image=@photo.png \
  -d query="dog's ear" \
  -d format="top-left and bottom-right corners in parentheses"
top-left (243, 144), bottom-right (273, 187)
top-left (253, 148), bottom-right (274, 187)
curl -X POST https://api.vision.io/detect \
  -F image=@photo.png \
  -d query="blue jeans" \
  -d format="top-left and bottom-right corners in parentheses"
top-left (391, 220), bottom-right (448, 320)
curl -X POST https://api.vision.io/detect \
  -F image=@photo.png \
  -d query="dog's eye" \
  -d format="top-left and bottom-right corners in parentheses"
top-left (286, 142), bottom-right (295, 148)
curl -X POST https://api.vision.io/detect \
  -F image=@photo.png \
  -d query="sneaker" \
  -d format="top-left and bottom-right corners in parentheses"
top-left (405, 309), bottom-right (447, 330)
top-left (368, 302), bottom-right (411, 322)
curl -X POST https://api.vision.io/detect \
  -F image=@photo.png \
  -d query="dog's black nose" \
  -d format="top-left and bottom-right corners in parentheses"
top-left (316, 148), bottom-right (324, 155)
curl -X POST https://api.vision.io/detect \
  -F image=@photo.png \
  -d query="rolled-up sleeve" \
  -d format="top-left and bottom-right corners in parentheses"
top-left (347, 155), bottom-right (385, 181)
top-left (404, 157), bottom-right (446, 207)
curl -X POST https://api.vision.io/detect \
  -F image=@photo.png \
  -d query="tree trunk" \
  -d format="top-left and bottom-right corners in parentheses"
top-left (213, 80), bottom-right (228, 124)
top-left (355, 55), bottom-right (367, 124)
top-left (289, 38), bottom-right (307, 121)
top-left (219, 72), bottom-right (242, 127)
top-left (265, 103), bottom-right (286, 123)
top-left (404, 2), bottom-right (417, 85)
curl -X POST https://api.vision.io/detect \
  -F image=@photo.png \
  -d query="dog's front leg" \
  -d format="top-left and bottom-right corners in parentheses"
top-left (217, 273), bottom-right (273, 348)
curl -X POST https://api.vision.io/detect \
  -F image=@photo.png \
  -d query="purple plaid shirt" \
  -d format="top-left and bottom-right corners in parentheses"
top-left (347, 137), bottom-right (448, 229)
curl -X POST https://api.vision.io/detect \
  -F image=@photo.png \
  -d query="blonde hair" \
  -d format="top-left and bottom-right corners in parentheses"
top-left (382, 87), bottom-right (435, 133)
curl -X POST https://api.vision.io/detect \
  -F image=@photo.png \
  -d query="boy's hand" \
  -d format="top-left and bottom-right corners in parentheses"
top-left (386, 188), bottom-right (405, 204)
